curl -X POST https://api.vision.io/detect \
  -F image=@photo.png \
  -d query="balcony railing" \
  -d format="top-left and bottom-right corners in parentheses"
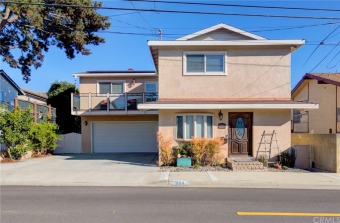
top-left (72, 92), bottom-right (158, 113)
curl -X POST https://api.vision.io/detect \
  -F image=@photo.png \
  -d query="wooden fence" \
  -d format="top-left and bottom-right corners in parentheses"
top-left (54, 133), bottom-right (82, 154)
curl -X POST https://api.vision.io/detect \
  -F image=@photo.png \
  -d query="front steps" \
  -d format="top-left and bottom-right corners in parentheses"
top-left (227, 157), bottom-right (267, 171)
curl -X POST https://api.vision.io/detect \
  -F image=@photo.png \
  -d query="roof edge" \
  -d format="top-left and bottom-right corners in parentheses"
top-left (292, 73), bottom-right (340, 95)
top-left (176, 23), bottom-right (267, 41)
top-left (0, 70), bottom-right (24, 95)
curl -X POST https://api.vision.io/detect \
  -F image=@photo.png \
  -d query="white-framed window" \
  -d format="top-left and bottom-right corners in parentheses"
top-left (97, 81), bottom-right (125, 94)
top-left (183, 51), bottom-right (227, 76)
top-left (176, 114), bottom-right (213, 140)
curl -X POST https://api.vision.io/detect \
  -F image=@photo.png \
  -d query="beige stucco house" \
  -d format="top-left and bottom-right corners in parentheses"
top-left (292, 73), bottom-right (340, 134)
top-left (72, 23), bottom-right (317, 161)
top-left (291, 73), bottom-right (340, 172)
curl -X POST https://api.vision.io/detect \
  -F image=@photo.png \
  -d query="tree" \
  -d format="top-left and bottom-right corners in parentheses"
top-left (47, 81), bottom-right (80, 134)
top-left (0, 1), bottom-right (110, 82)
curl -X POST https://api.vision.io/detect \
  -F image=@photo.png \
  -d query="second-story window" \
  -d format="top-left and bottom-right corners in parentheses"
top-left (184, 51), bottom-right (227, 75)
top-left (98, 82), bottom-right (124, 94)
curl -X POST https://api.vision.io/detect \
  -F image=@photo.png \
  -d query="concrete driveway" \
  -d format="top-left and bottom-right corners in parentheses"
top-left (1, 153), bottom-right (161, 186)
top-left (1, 154), bottom-right (340, 189)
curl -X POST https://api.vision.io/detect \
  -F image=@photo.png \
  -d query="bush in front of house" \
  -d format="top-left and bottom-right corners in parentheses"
top-left (29, 122), bottom-right (61, 155)
top-left (157, 132), bottom-right (174, 166)
top-left (280, 149), bottom-right (296, 168)
top-left (0, 107), bottom-right (60, 160)
top-left (190, 138), bottom-right (223, 166)
top-left (0, 107), bottom-right (33, 160)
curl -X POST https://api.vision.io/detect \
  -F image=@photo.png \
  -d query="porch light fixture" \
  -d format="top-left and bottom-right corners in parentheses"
top-left (84, 121), bottom-right (88, 126)
top-left (132, 78), bottom-right (136, 85)
top-left (218, 110), bottom-right (223, 121)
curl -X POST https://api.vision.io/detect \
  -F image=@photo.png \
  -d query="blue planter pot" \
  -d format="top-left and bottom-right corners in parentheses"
top-left (177, 157), bottom-right (192, 167)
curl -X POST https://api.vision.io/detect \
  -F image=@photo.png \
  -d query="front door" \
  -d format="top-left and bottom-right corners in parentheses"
top-left (228, 112), bottom-right (253, 156)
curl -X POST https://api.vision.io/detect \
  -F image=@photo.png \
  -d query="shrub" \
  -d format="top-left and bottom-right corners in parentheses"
top-left (0, 107), bottom-right (33, 160)
top-left (206, 138), bottom-right (223, 165)
top-left (280, 149), bottom-right (296, 168)
top-left (8, 143), bottom-right (31, 160)
top-left (157, 132), bottom-right (173, 166)
top-left (29, 122), bottom-right (61, 155)
top-left (190, 138), bottom-right (208, 166)
top-left (190, 138), bottom-right (222, 166)
top-left (257, 155), bottom-right (268, 167)
top-left (172, 142), bottom-right (191, 158)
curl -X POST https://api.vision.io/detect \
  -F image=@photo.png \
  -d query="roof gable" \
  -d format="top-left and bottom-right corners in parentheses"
top-left (0, 70), bottom-right (24, 95)
top-left (292, 73), bottom-right (340, 95)
top-left (176, 23), bottom-right (266, 41)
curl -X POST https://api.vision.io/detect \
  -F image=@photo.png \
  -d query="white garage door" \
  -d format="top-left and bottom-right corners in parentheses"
top-left (92, 122), bottom-right (158, 153)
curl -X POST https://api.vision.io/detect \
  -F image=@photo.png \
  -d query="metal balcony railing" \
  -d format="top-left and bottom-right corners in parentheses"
top-left (72, 92), bottom-right (158, 112)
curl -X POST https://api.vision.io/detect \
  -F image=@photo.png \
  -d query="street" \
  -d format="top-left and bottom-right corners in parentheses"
top-left (1, 186), bottom-right (339, 223)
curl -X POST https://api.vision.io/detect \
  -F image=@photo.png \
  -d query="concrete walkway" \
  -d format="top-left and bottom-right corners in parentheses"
top-left (1, 155), bottom-right (340, 189)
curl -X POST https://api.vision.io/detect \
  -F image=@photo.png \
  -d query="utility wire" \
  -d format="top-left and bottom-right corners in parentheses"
top-left (326, 48), bottom-right (340, 69)
top-left (310, 42), bottom-right (340, 72)
top-left (304, 25), bottom-right (340, 65)
top-left (3, 1), bottom-right (340, 20)
top-left (126, 0), bottom-right (340, 12)
top-left (129, 1), bottom-right (157, 34)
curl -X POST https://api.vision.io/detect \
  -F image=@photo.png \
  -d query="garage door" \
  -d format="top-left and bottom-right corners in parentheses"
top-left (92, 122), bottom-right (158, 153)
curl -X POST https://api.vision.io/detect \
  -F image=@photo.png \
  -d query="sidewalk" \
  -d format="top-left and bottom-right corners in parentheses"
top-left (159, 171), bottom-right (340, 189)
top-left (1, 155), bottom-right (339, 189)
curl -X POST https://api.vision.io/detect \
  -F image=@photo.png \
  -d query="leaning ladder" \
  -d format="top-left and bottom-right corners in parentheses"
top-left (256, 130), bottom-right (280, 160)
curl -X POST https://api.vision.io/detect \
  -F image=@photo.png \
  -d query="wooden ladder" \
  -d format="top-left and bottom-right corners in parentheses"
top-left (256, 130), bottom-right (280, 160)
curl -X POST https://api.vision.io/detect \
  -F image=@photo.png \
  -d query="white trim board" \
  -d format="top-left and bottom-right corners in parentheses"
top-left (148, 40), bottom-right (305, 47)
top-left (73, 73), bottom-right (157, 78)
top-left (138, 103), bottom-right (319, 110)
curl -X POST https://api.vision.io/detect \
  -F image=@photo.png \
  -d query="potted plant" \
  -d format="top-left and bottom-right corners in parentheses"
top-left (274, 162), bottom-right (282, 169)
top-left (173, 143), bottom-right (192, 167)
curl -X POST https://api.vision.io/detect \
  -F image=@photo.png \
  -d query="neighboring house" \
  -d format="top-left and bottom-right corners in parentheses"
top-left (292, 73), bottom-right (340, 134)
top-left (18, 88), bottom-right (48, 105)
top-left (291, 73), bottom-right (340, 173)
top-left (72, 23), bottom-right (317, 161)
top-left (0, 70), bottom-right (24, 110)
top-left (0, 69), bottom-right (55, 123)
top-left (0, 70), bottom-right (24, 151)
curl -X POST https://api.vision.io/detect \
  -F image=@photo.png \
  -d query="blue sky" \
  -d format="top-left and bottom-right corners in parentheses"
top-left (1, 0), bottom-right (340, 92)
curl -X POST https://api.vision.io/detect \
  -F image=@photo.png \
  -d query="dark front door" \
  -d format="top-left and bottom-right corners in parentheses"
top-left (228, 112), bottom-right (253, 156)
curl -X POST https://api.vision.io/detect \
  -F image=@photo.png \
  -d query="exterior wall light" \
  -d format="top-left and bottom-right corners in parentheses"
top-left (218, 110), bottom-right (223, 121)
top-left (84, 121), bottom-right (88, 126)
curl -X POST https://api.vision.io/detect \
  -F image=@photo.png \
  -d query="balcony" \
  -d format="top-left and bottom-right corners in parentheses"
top-left (71, 92), bottom-right (158, 116)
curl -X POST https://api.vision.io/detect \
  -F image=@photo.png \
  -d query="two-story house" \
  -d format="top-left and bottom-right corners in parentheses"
top-left (292, 73), bottom-right (340, 134)
top-left (72, 23), bottom-right (318, 161)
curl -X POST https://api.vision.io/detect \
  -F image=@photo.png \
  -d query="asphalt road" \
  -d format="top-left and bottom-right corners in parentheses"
top-left (1, 186), bottom-right (340, 223)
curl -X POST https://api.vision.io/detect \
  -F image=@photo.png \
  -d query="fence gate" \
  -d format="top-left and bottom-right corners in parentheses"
top-left (54, 133), bottom-right (81, 154)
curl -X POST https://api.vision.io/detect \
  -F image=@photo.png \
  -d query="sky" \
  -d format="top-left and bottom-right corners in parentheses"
top-left (1, 0), bottom-right (340, 92)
